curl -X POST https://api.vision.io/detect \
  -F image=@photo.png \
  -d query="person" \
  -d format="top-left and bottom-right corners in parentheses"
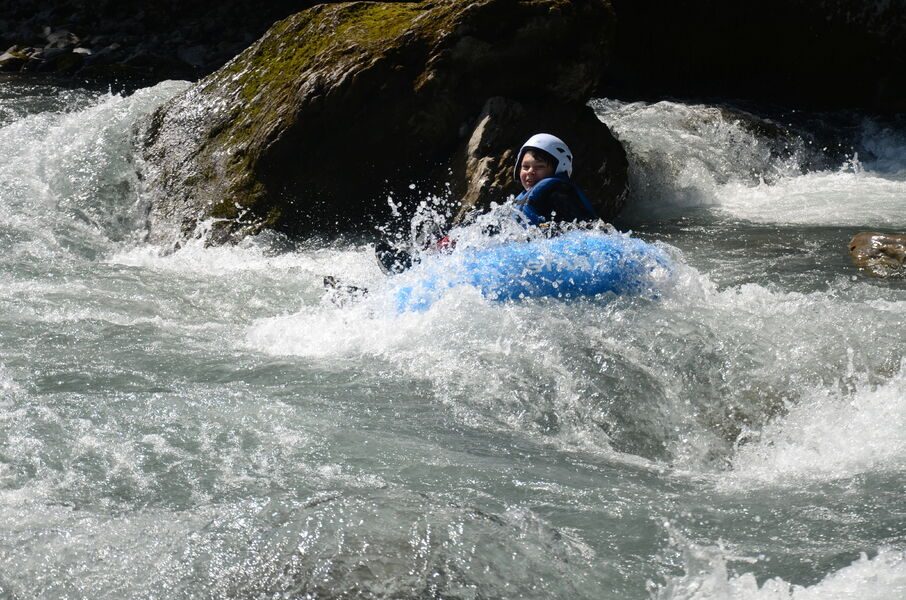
top-left (511, 133), bottom-right (598, 226)
top-left (374, 133), bottom-right (597, 274)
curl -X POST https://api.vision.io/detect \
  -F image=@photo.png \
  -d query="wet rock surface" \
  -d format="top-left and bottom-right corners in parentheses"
top-left (141, 0), bottom-right (624, 244)
top-left (0, 0), bottom-right (325, 82)
top-left (849, 232), bottom-right (906, 278)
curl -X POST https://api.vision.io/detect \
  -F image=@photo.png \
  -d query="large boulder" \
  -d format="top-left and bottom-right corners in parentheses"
top-left (140, 0), bottom-right (627, 244)
top-left (849, 232), bottom-right (906, 278)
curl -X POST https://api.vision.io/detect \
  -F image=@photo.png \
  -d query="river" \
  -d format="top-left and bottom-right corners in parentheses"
top-left (0, 76), bottom-right (903, 599)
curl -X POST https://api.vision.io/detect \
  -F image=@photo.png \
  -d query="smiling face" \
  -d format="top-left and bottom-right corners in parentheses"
top-left (519, 150), bottom-right (556, 191)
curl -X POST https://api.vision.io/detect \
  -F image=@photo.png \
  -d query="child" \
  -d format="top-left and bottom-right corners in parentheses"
top-left (512, 133), bottom-right (598, 226)
top-left (374, 134), bottom-right (597, 274)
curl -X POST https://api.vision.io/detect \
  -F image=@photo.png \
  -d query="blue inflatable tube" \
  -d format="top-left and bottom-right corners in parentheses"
top-left (390, 230), bottom-right (671, 312)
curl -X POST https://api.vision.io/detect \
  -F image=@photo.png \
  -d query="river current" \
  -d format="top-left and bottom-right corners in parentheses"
top-left (0, 77), bottom-right (903, 599)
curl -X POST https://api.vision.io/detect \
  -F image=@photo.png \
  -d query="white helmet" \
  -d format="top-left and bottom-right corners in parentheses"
top-left (513, 133), bottom-right (573, 182)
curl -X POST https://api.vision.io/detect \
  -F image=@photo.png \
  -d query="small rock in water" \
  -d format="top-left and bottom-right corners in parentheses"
top-left (849, 231), bottom-right (906, 278)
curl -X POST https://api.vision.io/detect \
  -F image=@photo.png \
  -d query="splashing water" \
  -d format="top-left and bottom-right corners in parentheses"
top-left (654, 540), bottom-right (906, 600)
top-left (0, 82), bottom-right (903, 598)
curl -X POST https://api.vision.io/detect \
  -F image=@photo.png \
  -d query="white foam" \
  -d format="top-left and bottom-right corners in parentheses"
top-left (0, 363), bottom-right (21, 406)
top-left (593, 98), bottom-right (906, 227)
top-left (245, 282), bottom-right (491, 359)
top-left (244, 237), bottom-right (905, 470)
top-left (726, 364), bottom-right (906, 485)
top-left (858, 118), bottom-right (906, 178)
top-left (654, 544), bottom-right (906, 600)
top-left (716, 170), bottom-right (905, 227)
top-left (0, 80), bottom-right (190, 256)
top-left (109, 234), bottom-right (378, 280)
top-left (592, 99), bottom-right (811, 215)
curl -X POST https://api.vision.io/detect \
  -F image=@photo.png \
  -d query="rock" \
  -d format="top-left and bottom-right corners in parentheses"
top-left (39, 48), bottom-right (86, 74)
top-left (121, 49), bottom-right (194, 80)
top-left (849, 232), bottom-right (906, 278)
top-left (0, 0), bottom-right (331, 82)
top-left (40, 47), bottom-right (68, 60)
top-left (141, 0), bottom-right (622, 245)
top-left (84, 43), bottom-right (122, 63)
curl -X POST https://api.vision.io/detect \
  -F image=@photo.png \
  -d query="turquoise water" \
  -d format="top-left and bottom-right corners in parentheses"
top-left (0, 77), bottom-right (904, 598)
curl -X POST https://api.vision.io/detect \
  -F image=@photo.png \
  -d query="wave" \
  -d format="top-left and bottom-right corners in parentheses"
top-left (593, 99), bottom-right (906, 228)
top-left (654, 542), bottom-right (906, 600)
top-left (724, 363), bottom-right (906, 485)
top-left (714, 171), bottom-right (905, 226)
top-left (0, 80), bottom-right (188, 260)
top-left (244, 229), bottom-right (904, 471)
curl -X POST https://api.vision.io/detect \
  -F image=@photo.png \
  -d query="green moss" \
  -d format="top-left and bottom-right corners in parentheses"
top-left (194, 1), bottom-right (443, 232)
top-left (335, 2), bottom-right (426, 45)
top-left (224, 2), bottom-right (425, 106)
top-left (208, 200), bottom-right (238, 220)
top-left (200, 1), bottom-right (430, 219)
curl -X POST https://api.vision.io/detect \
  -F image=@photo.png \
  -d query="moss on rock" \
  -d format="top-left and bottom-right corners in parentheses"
top-left (142, 0), bottom-right (623, 244)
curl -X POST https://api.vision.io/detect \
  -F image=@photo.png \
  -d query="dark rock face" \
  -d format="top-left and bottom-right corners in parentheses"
top-left (849, 232), bottom-right (906, 278)
top-left (605, 0), bottom-right (906, 113)
top-left (141, 0), bottom-right (626, 244)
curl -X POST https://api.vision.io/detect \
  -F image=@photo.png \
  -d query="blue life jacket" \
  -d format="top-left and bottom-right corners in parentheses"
top-left (513, 174), bottom-right (597, 226)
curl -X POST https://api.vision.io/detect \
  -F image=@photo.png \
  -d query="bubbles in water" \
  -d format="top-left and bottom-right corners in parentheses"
top-left (714, 171), bottom-right (905, 227)
top-left (2, 82), bottom-right (903, 598)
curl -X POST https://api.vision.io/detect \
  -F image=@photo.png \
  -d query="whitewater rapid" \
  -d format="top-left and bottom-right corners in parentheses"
top-left (0, 79), bottom-right (903, 598)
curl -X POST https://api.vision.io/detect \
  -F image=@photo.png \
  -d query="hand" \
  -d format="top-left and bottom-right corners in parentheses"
top-left (435, 235), bottom-right (456, 251)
